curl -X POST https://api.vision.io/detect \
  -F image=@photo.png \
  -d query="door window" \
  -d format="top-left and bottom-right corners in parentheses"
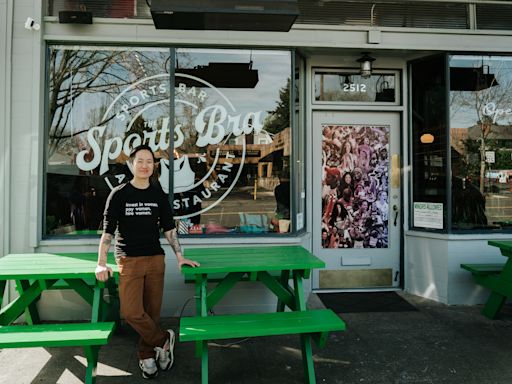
top-left (314, 70), bottom-right (398, 104)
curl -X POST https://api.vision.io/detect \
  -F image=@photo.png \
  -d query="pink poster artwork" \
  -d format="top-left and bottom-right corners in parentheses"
top-left (321, 124), bottom-right (390, 249)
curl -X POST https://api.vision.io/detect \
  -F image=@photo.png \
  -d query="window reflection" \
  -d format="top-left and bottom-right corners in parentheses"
top-left (450, 55), bottom-right (512, 230)
top-left (314, 71), bottom-right (397, 103)
top-left (174, 49), bottom-right (292, 234)
top-left (44, 46), bottom-right (293, 236)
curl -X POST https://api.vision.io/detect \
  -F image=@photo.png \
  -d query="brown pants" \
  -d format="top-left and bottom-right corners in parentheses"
top-left (117, 255), bottom-right (168, 359)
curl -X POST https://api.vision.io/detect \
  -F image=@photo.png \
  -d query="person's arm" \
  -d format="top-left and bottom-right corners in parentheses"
top-left (158, 185), bottom-right (199, 270)
top-left (95, 232), bottom-right (113, 282)
top-left (164, 228), bottom-right (200, 270)
top-left (96, 188), bottom-right (118, 282)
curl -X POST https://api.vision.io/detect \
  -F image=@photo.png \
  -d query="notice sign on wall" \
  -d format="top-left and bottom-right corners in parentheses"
top-left (413, 202), bottom-right (443, 229)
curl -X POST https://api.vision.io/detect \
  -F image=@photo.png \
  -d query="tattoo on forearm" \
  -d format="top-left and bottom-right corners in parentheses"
top-left (102, 234), bottom-right (112, 246)
top-left (98, 233), bottom-right (112, 264)
top-left (166, 229), bottom-right (182, 255)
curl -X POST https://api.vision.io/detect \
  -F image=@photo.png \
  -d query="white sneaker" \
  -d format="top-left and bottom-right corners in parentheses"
top-left (139, 357), bottom-right (158, 379)
top-left (154, 329), bottom-right (175, 371)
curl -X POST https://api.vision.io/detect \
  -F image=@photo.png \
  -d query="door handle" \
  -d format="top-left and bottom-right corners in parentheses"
top-left (393, 205), bottom-right (399, 226)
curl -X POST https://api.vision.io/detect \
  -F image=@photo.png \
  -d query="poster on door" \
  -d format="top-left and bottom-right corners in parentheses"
top-left (321, 124), bottom-right (390, 249)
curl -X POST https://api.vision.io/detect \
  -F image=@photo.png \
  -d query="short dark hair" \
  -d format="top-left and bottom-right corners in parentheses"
top-left (129, 144), bottom-right (155, 161)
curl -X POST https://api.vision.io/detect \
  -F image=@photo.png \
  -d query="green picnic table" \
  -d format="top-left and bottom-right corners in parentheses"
top-left (461, 240), bottom-right (512, 319)
top-left (179, 245), bottom-right (346, 384)
top-left (0, 252), bottom-right (119, 383)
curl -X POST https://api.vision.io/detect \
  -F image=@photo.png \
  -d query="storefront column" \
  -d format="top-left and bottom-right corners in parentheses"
top-left (0, 0), bottom-right (13, 255)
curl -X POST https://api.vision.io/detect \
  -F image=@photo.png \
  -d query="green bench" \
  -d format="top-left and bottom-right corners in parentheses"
top-left (0, 321), bottom-right (115, 384)
top-left (180, 309), bottom-right (346, 383)
top-left (461, 263), bottom-right (509, 319)
top-left (461, 263), bottom-right (505, 276)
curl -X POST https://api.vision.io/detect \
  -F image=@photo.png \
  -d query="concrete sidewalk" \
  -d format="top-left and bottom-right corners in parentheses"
top-left (1, 292), bottom-right (512, 384)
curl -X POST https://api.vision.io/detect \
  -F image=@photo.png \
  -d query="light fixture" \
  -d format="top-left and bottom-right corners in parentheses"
top-left (375, 79), bottom-right (395, 102)
top-left (356, 52), bottom-right (375, 78)
top-left (420, 133), bottom-right (435, 144)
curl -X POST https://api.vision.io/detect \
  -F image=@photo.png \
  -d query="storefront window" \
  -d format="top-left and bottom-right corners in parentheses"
top-left (173, 48), bottom-right (292, 235)
top-left (44, 45), bottom-right (294, 237)
top-left (410, 53), bottom-right (512, 232)
top-left (449, 55), bottom-right (512, 230)
top-left (410, 55), bottom-right (448, 231)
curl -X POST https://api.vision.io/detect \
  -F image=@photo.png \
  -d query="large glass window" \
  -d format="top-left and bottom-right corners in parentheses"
top-left (172, 48), bottom-right (292, 235)
top-left (45, 45), bottom-right (294, 237)
top-left (449, 55), bottom-right (512, 230)
top-left (410, 54), bottom-right (512, 232)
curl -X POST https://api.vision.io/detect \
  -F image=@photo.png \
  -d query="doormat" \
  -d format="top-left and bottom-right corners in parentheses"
top-left (317, 291), bottom-right (418, 313)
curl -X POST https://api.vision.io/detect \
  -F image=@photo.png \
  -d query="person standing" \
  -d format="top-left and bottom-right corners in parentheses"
top-left (95, 144), bottom-right (199, 379)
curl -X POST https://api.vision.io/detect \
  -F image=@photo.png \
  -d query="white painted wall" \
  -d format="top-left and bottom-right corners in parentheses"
top-left (404, 232), bottom-right (512, 305)
top-left (405, 233), bottom-right (449, 303)
top-left (9, 0), bottom-right (44, 253)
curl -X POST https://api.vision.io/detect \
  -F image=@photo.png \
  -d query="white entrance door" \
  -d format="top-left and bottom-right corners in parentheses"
top-left (312, 111), bottom-right (401, 290)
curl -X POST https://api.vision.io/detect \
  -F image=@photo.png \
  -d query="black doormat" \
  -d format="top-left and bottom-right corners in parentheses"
top-left (317, 291), bottom-right (418, 313)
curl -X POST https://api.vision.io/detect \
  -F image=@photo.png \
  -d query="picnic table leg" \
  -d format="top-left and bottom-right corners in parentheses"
top-left (259, 271), bottom-right (295, 311)
top-left (277, 270), bottom-right (290, 312)
top-left (0, 280), bottom-right (50, 325)
top-left (91, 283), bottom-right (102, 323)
top-left (93, 278), bottom-right (121, 324)
top-left (292, 270), bottom-right (306, 311)
top-left (300, 334), bottom-right (316, 384)
top-left (201, 340), bottom-right (209, 384)
top-left (293, 270), bottom-right (316, 383)
top-left (482, 291), bottom-right (506, 319)
top-left (195, 275), bottom-right (208, 358)
top-left (0, 280), bottom-right (5, 308)
top-left (83, 345), bottom-right (100, 384)
top-left (106, 278), bottom-right (120, 326)
top-left (16, 280), bottom-right (40, 325)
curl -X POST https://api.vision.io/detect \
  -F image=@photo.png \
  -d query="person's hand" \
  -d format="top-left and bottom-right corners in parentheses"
top-left (177, 257), bottom-right (200, 271)
top-left (95, 264), bottom-right (113, 282)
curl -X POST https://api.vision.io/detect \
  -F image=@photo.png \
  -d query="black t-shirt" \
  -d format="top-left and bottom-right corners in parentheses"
top-left (103, 182), bottom-right (175, 257)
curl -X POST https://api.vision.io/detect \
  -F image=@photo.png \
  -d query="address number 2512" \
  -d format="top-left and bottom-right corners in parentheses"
top-left (343, 83), bottom-right (367, 92)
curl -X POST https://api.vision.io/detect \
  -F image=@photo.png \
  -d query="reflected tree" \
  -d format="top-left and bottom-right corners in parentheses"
top-left (264, 78), bottom-right (290, 135)
top-left (450, 63), bottom-right (512, 193)
top-left (48, 48), bottom-right (170, 158)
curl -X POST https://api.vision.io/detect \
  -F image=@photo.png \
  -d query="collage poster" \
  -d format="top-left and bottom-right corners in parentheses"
top-left (321, 124), bottom-right (390, 249)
